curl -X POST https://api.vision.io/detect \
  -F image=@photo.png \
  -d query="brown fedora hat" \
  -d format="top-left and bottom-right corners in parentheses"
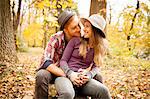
top-left (58, 9), bottom-right (75, 30)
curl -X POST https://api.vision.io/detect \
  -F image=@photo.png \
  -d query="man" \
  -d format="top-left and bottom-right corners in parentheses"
top-left (35, 9), bottom-right (81, 99)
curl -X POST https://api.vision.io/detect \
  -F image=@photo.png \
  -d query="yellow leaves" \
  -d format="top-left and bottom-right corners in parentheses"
top-left (35, 0), bottom-right (51, 9)
top-left (44, 0), bottom-right (50, 7)
top-left (107, 22), bottom-right (149, 58)
top-left (35, 0), bottom-right (77, 11)
top-left (107, 3), bottom-right (149, 58)
top-left (37, 1), bottom-right (44, 9)
top-left (57, 4), bottom-right (61, 9)
top-left (23, 23), bottom-right (44, 47)
top-left (46, 16), bottom-right (57, 22)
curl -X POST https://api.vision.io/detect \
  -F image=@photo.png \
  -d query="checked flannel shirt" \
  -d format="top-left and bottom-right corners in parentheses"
top-left (38, 31), bottom-right (66, 70)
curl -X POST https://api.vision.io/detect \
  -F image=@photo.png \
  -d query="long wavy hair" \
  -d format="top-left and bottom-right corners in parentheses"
top-left (79, 26), bottom-right (108, 67)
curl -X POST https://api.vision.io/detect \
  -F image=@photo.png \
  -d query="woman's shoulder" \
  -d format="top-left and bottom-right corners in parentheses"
top-left (71, 37), bottom-right (80, 40)
top-left (70, 37), bottom-right (81, 44)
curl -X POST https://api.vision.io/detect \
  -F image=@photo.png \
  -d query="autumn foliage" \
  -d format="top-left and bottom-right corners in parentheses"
top-left (0, 0), bottom-right (149, 99)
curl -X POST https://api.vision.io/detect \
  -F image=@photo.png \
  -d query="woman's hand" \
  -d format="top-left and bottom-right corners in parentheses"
top-left (77, 68), bottom-right (92, 85)
top-left (78, 74), bottom-right (90, 85)
top-left (69, 72), bottom-right (83, 86)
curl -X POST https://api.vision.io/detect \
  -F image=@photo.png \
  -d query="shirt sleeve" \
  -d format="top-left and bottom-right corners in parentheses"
top-left (87, 62), bottom-right (100, 78)
top-left (39, 60), bottom-right (53, 70)
top-left (90, 67), bottom-right (100, 78)
top-left (41, 36), bottom-right (59, 69)
top-left (60, 37), bottom-right (77, 77)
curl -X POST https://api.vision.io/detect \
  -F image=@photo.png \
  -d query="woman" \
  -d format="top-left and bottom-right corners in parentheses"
top-left (55, 14), bottom-right (111, 99)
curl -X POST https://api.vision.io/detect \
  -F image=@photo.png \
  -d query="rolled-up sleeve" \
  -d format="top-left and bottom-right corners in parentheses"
top-left (60, 38), bottom-right (77, 77)
top-left (89, 62), bottom-right (100, 78)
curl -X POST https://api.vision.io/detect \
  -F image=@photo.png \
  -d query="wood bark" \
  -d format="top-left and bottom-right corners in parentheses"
top-left (127, 0), bottom-right (139, 51)
top-left (0, 0), bottom-right (17, 62)
top-left (12, 0), bottom-right (22, 50)
top-left (90, 0), bottom-right (106, 19)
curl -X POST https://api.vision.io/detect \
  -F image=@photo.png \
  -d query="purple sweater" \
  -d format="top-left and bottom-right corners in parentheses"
top-left (60, 37), bottom-right (99, 77)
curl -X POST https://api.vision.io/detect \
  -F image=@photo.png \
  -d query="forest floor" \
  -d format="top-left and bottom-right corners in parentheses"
top-left (0, 47), bottom-right (149, 99)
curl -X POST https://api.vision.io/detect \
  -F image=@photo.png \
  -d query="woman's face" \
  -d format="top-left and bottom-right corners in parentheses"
top-left (81, 19), bottom-right (93, 39)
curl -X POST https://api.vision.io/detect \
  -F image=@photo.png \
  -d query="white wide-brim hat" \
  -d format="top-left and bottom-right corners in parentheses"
top-left (81, 14), bottom-right (106, 38)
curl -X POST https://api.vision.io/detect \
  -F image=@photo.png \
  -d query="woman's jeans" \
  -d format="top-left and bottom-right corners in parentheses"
top-left (55, 77), bottom-right (111, 99)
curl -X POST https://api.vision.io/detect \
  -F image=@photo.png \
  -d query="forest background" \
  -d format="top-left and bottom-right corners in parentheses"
top-left (0, 0), bottom-right (149, 98)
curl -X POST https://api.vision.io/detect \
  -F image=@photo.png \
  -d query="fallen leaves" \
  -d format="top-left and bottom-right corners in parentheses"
top-left (0, 48), bottom-right (42, 98)
top-left (0, 48), bottom-right (149, 98)
top-left (102, 56), bottom-right (150, 99)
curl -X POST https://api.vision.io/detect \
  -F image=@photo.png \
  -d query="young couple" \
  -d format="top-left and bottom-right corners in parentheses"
top-left (35, 9), bottom-right (111, 99)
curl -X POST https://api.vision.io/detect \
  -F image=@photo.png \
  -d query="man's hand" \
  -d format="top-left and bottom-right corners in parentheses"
top-left (46, 63), bottom-right (66, 77)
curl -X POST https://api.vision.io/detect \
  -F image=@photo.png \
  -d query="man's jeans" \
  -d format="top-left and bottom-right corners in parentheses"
top-left (55, 77), bottom-right (111, 99)
top-left (35, 69), bottom-right (56, 99)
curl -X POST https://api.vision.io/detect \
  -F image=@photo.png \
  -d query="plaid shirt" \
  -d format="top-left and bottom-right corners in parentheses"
top-left (39, 31), bottom-right (66, 69)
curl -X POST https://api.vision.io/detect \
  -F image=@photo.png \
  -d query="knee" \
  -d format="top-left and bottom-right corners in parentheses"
top-left (62, 91), bottom-right (75, 99)
top-left (55, 77), bottom-right (72, 85)
top-left (101, 85), bottom-right (109, 95)
top-left (94, 73), bottom-right (103, 83)
top-left (98, 85), bottom-right (111, 99)
top-left (35, 69), bottom-right (51, 84)
top-left (55, 77), bottom-right (75, 99)
top-left (55, 77), bottom-right (69, 82)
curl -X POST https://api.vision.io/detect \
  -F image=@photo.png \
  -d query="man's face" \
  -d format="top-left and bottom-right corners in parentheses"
top-left (64, 15), bottom-right (81, 38)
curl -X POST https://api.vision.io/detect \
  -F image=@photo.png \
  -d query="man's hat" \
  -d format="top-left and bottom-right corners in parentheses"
top-left (58, 9), bottom-right (75, 30)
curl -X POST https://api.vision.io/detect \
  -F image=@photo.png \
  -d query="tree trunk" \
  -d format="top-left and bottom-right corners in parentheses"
top-left (127, 0), bottom-right (139, 51)
top-left (90, 0), bottom-right (106, 19)
top-left (90, 0), bottom-right (100, 16)
top-left (12, 0), bottom-right (22, 50)
top-left (108, 2), bottom-right (112, 24)
top-left (99, 0), bottom-right (106, 19)
top-left (0, 0), bottom-right (17, 62)
top-left (43, 31), bottom-right (47, 49)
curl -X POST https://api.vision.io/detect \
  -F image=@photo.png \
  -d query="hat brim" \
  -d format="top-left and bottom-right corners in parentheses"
top-left (81, 18), bottom-right (106, 38)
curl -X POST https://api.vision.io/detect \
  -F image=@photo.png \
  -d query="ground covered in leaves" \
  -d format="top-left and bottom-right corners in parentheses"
top-left (0, 48), bottom-right (149, 99)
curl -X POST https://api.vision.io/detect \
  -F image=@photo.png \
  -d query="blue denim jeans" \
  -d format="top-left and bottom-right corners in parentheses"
top-left (55, 77), bottom-right (111, 99)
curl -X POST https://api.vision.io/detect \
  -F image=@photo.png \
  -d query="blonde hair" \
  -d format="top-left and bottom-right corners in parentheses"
top-left (79, 26), bottom-right (108, 67)
top-left (79, 39), bottom-right (87, 59)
